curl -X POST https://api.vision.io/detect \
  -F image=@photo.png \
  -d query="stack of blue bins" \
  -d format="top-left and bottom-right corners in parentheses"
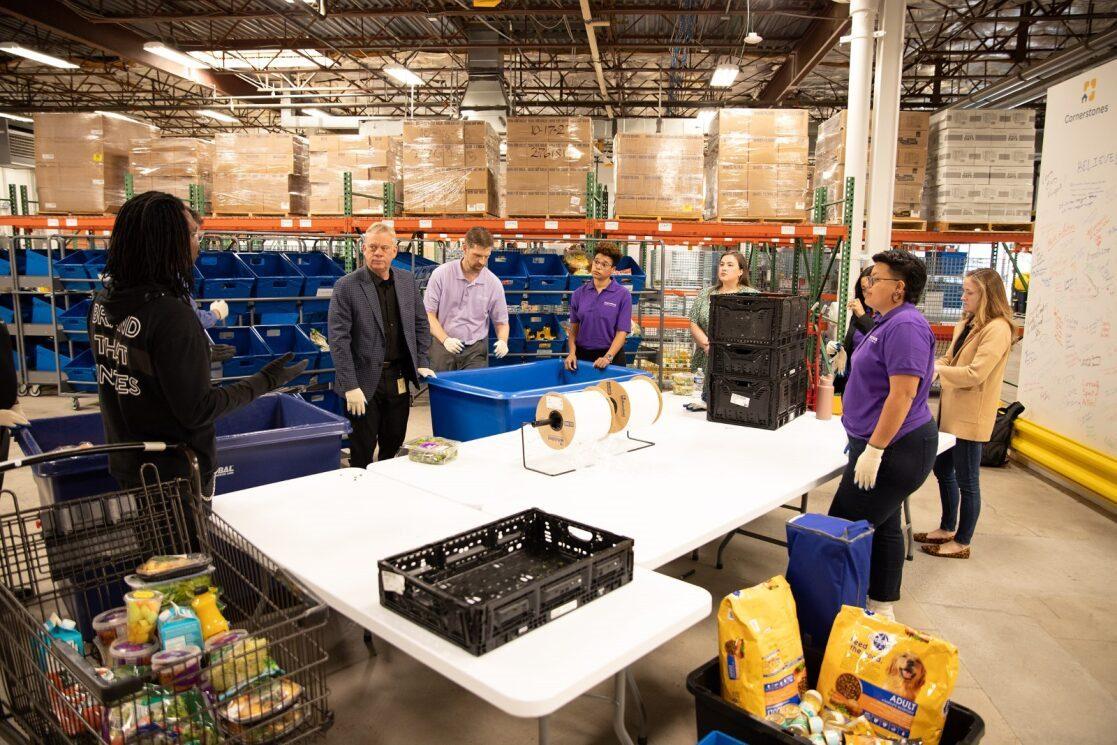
top-left (285, 251), bottom-right (344, 322)
top-left (521, 254), bottom-right (570, 303)
top-left (488, 316), bottom-right (525, 366)
top-left (518, 313), bottom-right (567, 355)
top-left (196, 252), bottom-right (256, 324)
top-left (488, 250), bottom-right (529, 307)
top-left (53, 250), bottom-right (107, 290)
top-left (236, 252), bottom-right (306, 324)
top-left (256, 325), bottom-right (320, 386)
top-left (0, 247), bottom-right (53, 280)
top-left (207, 327), bottom-right (271, 380)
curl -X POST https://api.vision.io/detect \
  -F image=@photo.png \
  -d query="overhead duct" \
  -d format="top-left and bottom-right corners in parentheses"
top-left (460, 24), bottom-right (508, 132)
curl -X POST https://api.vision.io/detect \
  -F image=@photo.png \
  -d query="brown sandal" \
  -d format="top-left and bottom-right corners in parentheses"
top-left (913, 532), bottom-right (954, 545)
top-left (921, 544), bottom-right (970, 559)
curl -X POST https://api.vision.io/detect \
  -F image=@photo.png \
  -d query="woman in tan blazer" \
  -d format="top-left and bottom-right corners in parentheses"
top-left (916, 268), bottom-right (1015, 559)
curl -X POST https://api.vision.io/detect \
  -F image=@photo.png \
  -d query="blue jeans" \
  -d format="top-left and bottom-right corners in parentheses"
top-left (933, 439), bottom-right (983, 545)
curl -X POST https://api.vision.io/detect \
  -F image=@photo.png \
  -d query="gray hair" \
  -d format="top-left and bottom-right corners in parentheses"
top-left (363, 221), bottom-right (396, 242)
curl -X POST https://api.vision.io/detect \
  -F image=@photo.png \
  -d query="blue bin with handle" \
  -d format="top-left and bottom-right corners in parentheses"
top-left (58, 299), bottom-right (91, 338)
top-left (298, 322), bottom-right (333, 380)
top-left (426, 359), bottom-right (648, 441)
top-left (614, 256), bottom-right (646, 294)
top-left (518, 313), bottom-right (567, 353)
top-left (53, 250), bottom-right (104, 287)
top-left (392, 253), bottom-right (439, 286)
top-left (237, 252), bottom-right (305, 323)
top-left (196, 252), bottom-right (255, 321)
top-left (297, 390), bottom-right (349, 447)
top-left (256, 325), bottom-right (322, 386)
top-left (62, 349), bottom-right (96, 391)
top-left (521, 253), bottom-right (570, 294)
top-left (488, 251), bottom-right (529, 293)
top-left (207, 326), bottom-right (271, 380)
top-left (33, 343), bottom-right (77, 372)
top-left (286, 251), bottom-right (345, 321)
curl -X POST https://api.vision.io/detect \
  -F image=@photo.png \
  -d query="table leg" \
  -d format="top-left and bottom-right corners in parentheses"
top-left (626, 669), bottom-right (649, 745)
top-left (612, 671), bottom-right (636, 745)
top-left (538, 715), bottom-right (550, 745)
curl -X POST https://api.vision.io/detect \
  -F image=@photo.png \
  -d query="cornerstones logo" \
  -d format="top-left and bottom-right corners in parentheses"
top-left (1082, 78), bottom-right (1098, 104)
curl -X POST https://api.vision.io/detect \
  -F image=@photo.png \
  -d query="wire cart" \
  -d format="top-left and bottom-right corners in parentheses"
top-left (0, 443), bottom-right (332, 743)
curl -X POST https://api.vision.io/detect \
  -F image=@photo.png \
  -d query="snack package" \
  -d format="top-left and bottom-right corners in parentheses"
top-left (717, 575), bottom-right (807, 718)
top-left (818, 605), bottom-right (959, 745)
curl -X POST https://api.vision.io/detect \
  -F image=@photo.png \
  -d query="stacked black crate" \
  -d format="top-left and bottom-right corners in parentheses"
top-left (706, 293), bottom-right (809, 430)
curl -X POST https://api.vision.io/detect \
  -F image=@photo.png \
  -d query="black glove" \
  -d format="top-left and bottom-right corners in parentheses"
top-left (210, 344), bottom-right (237, 363)
top-left (258, 352), bottom-right (309, 391)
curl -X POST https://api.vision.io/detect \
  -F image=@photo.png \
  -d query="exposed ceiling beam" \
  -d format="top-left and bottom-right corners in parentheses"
top-left (174, 38), bottom-right (794, 53)
top-left (0, 0), bottom-right (257, 97)
top-left (757, 3), bottom-right (850, 103)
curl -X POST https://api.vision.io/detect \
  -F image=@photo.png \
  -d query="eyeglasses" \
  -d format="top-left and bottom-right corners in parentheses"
top-left (862, 275), bottom-right (900, 287)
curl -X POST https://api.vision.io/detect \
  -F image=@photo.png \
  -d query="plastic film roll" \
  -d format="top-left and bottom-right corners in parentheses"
top-left (535, 389), bottom-right (614, 450)
top-left (586, 380), bottom-right (631, 433)
top-left (620, 377), bottom-right (663, 428)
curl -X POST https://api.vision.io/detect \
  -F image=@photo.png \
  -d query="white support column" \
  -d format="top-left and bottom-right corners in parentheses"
top-left (867, 0), bottom-right (908, 256)
top-left (842, 0), bottom-right (878, 298)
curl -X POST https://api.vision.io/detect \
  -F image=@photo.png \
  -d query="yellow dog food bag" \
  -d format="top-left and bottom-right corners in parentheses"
top-left (717, 576), bottom-right (807, 717)
top-left (818, 605), bottom-right (959, 745)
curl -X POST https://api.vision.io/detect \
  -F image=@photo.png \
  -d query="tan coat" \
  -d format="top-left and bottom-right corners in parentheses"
top-left (936, 317), bottom-right (1013, 442)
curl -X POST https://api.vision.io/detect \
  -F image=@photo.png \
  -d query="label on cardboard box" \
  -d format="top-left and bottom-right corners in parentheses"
top-left (41, 153), bottom-right (54, 161)
top-left (468, 203), bottom-right (486, 212)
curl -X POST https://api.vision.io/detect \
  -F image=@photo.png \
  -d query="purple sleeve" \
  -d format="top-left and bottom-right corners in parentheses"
top-left (616, 288), bottom-right (632, 333)
top-left (569, 287), bottom-right (582, 324)
top-left (423, 266), bottom-right (442, 314)
top-left (884, 320), bottom-right (933, 378)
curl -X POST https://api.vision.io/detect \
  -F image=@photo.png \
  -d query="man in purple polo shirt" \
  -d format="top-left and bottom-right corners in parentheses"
top-left (425, 227), bottom-right (510, 372)
top-left (564, 242), bottom-right (632, 370)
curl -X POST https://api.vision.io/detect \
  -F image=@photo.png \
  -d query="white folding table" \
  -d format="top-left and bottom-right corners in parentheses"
top-left (212, 468), bottom-right (711, 744)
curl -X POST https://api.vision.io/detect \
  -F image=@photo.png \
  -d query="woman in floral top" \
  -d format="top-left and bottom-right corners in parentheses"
top-left (688, 251), bottom-right (758, 372)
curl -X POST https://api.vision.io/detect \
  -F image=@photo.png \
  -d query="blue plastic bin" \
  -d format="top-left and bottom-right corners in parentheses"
top-left (298, 322), bottom-right (334, 381)
top-left (490, 315), bottom-right (525, 354)
top-left (521, 253), bottom-right (570, 294)
top-left (392, 253), bottom-right (439, 285)
top-left (928, 250), bottom-right (967, 276)
top-left (257, 325), bottom-right (321, 386)
top-left (62, 349), bottom-right (96, 390)
top-left (297, 390), bottom-right (349, 447)
top-left (195, 252), bottom-right (255, 327)
top-left (58, 299), bottom-right (91, 337)
top-left (0, 296), bottom-right (29, 325)
top-left (28, 297), bottom-right (58, 325)
top-left (488, 251), bottom-right (529, 292)
top-left (207, 326), bottom-right (271, 379)
top-left (614, 256), bottom-right (647, 293)
top-left (237, 252), bottom-right (305, 323)
top-left (33, 343), bottom-right (76, 372)
top-left (287, 251), bottom-right (345, 321)
top-left (53, 250), bottom-right (99, 286)
top-left (624, 335), bottom-right (643, 354)
top-left (0, 248), bottom-right (51, 279)
top-left (698, 733), bottom-right (746, 745)
top-left (518, 313), bottom-right (567, 353)
top-left (426, 359), bottom-right (648, 441)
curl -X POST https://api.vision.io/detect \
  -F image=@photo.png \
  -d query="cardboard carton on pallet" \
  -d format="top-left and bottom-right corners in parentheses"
top-left (505, 117), bottom-right (593, 217)
top-left (212, 134), bottom-right (309, 214)
top-left (402, 120), bottom-right (499, 216)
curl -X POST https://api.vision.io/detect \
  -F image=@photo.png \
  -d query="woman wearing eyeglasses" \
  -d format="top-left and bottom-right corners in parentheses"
top-left (564, 242), bottom-right (632, 370)
top-left (828, 249), bottom-right (939, 621)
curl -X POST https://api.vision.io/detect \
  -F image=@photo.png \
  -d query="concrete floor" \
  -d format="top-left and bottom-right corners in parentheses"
top-left (5, 388), bottom-right (1115, 745)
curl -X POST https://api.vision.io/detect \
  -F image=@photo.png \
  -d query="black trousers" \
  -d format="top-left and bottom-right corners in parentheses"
top-left (575, 346), bottom-right (627, 367)
top-left (347, 365), bottom-right (411, 469)
top-left (828, 419), bottom-right (938, 603)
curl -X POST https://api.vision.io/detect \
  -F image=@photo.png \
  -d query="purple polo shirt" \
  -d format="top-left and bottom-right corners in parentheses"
top-left (842, 303), bottom-right (935, 444)
top-left (569, 279), bottom-right (632, 349)
top-left (424, 260), bottom-right (509, 344)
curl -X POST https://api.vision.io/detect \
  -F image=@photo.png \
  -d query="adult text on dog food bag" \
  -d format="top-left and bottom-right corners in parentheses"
top-left (717, 575), bottom-right (808, 717)
top-left (818, 605), bottom-right (959, 745)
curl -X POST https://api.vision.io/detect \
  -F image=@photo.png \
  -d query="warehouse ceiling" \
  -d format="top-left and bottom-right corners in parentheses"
top-left (0, 0), bottom-right (1115, 134)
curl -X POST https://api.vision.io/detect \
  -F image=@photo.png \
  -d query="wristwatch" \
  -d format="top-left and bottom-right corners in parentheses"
top-left (604, 353), bottom-right (614, 362)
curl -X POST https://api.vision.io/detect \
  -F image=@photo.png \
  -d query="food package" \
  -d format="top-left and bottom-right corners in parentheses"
top-left (34, 113), bottom-right (155, 214)
top-left (220, 677), bottom-right (302, 727)
top-left (506, 117), bottom-right (592, 216)
top-left (206, 634), bottom-right (270, 694)
top-left (405, 436), bottom-right (460, 465)
top-left (136, 554), bottom-right (211, 582)
top-left (130, 137), bottom-right (214, 203)
top-left (613, 132), bottom-right (704, 219)
top-left (706, 109), bottom-right (810, 220)
top-left (818, 605), bottom-right (959, 745)
top-left (47, 671), bottom-right (105, 737)
top-left (308, 134), bottom-right (400, 214)
top-left (718, 575), bottom-right (807, 718)
top-left (403, 120), bottom-right (499, 215)
top-left (212, 133), bottom-right (309, 214)
top-left (158, 604), bottom-right (204, 651)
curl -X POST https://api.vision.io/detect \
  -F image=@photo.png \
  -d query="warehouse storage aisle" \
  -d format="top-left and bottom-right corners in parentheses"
top-left (6, 394), bottom-right (1114, 745)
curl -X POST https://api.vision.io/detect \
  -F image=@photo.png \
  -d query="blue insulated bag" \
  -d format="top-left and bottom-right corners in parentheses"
top-left (785, 513), bottom-right (873, 650)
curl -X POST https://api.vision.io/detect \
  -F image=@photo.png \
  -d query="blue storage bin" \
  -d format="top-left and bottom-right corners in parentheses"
top-left (237, 252), bottom-right (305, 323)
top-left (28, 297), bottom-right (59, 325)
top-left (521, 253), bottom-right (570, 294)
top-left (58, 300), bottom-right (91, 337)
top-left (0, 296), bottom-right (29, 325)
top-left (285, 251), bottom-right (345, 294)
top-left (928, 250), bottom-right (967, 276)
top-left (488, 251), bottom-right (529, 292)
top-left (207, 326), bottom-right (271, 379)
top-left (33, 343), bottom-right (76, 372)
top-left (427, 359), bottom-right (648, 441)
top-left (24, 249), bottom-right (54, 278)
top-left (698, 733), bottom-right (746, 745)
top-left (53, 250), bottom-right (98, 285)
top-left (196, 251), bottom-right (256, 298)
top-left (624, 335), bottom-right (643, 354)
top-left (614, 256), bottom-right (646, 293)
top-left (257, 325), bottom-right (321, 386)
top-left (489, 315), bottom-right (525, 354)
top-left (392, 253), bottom-right (439, 285)
top-left (62, 349), bottom-right (96, 390)
top-left (518, 313), bottom-right (567, 353)
top-left (297, 390), bottom-right (350, 446)
top-left (298, 322), bottom-right (333, 380)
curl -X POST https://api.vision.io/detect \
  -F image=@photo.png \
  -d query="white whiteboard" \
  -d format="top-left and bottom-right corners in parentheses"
top-left (1018, 58), bottom-right (1117, 458)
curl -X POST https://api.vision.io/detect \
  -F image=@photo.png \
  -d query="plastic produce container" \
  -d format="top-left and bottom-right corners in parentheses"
top-left (286, 251), bottom-right (345, 321)
top-left (237, 252), bottom-right (305, 323)
top-left (256, 325), bottom-right (321, 386)
top-left (426, 358), bottom-right (648, 441)
top-left (521, 253), bottom-right (570, 294)
top-left (207, 326), bottom-right (271, 379)
top-left (57, 299), bottom-right (91, 338)
top-left (707, 373), bottom-right (808, 431)
top-left (708, 293), bottom-right (809, 347)
top-left (298, 322), bottom-right (333, 382)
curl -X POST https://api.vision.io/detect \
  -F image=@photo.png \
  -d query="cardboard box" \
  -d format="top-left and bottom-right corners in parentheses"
top-left (614, 132), bottom-right (704, 218)
top-left (129, 137), bottom-right (214, 203)
top-left (306, 134), bottom-right (400, 214)
top-left (212, 134), bottom-right (308, 213)
top-left (403, 120), bottom-right (498, 215)
top-left (706, 109), bottom-right (810, 218)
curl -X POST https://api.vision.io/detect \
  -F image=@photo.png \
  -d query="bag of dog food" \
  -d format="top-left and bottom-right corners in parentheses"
top-left (818, 605), bottom-right (959, 745)
top-left (717, 575), bottom-right (807, 717)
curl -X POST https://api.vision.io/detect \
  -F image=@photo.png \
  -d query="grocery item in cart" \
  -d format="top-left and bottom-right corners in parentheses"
top-left (136, 553), bottom-right (212, 582)
top-left (92, 607), bottom-right (129, 648)
top-left (152, 646), bottom-right (203, 692)
top-left (221, 678), bottom-right (304, 726)
top-left (207, 633), bottom-right (271, 695)
top-left (226, 704), bottom-right (307, 744)
top-left (109, 638), bottom-right (159, 669)
top-left (47, 670), bottom-right (105, 737)
top-left (190, 586), bottom-right (229, 640)
top-left (124, 590), bottom-right (163, 643)
top-left (158, 603), bottom-right (204, 651)
top-left (125, 563), bottom-right (215, 606)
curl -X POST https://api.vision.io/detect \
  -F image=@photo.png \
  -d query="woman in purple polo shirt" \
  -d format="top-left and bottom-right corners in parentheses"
top-left (564, 242), bottom-right (632, 370)
top-left (830, 249), bottom-right (939, 621)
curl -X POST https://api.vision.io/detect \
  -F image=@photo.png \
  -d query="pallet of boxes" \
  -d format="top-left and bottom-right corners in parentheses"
top-left (924, 110), bottom-right (1036, 230)
top-left (705, 109), bottom-right (811, 222)
top-left (33, 113), bottom-right (154, 214)
top-left (130, 137), bottom-right (214, 208)
top-left (308, 134), bottom-right (401, 216)
top-left (705, 293), bottom-right (809, 430)
top-left (212, 133), bottom-right (309, 215)
top-left (812, 111), bottom-right (930, 226)
top-left (613, 131), bottom-right (704, 220)
top-left (402, 120), bottom-right (499, 216)
top-left (505, 117), bottom-right (592, 217)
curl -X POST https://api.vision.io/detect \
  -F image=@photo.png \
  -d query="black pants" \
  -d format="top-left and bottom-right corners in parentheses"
top-left (347, 366), bottom-right (411, 469)
top-left (828, 419), bottom-right (938, 602)
top-left (575, 346), bottom-right (627, 367)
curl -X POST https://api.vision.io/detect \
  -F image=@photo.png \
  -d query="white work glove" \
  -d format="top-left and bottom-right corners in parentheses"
top-left (493, 339), bottom-right (509, 359)
top-left (854, 444), bottom-right (884, 490)
top-left (826, 340), bottom-right (841, 358)
top-left (209, 300), bottom-right (229, 321)
top-left (0, 404), bottom-right (30, 429)
top-left (345, 388), bottom-right (367, 417)
top-left (417, 368), bottom-right (436, 379)
top-left (443, 337), bottom-right (464, 354)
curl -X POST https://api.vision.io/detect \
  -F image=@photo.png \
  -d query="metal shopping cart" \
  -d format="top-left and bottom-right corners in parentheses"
top-left (0, 443), bottom-right (332, 744)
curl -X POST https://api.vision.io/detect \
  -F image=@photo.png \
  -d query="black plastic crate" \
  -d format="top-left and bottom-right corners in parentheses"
top-left (709, 293), bottom-right (808, 346)
top-left (378, 509), bottom-right (634, 655)
top-left (709, 341), bottom-right (807, 380)
top-left (688, 652), bottom-right (985, 745)
top-left (707, 373), bottom-right (807, 430)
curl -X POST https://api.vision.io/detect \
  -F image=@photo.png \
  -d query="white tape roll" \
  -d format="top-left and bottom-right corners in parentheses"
top-left (620, 377), bottom-right (663, 428)
top-left (535, 389), bottom-right (614, 450)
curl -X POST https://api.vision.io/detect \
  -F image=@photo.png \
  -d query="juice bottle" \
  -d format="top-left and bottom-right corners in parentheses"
top-left (190, 587), bottom-right (229, 640)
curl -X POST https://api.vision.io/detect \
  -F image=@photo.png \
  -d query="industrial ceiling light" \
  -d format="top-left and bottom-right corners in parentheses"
top-left (0, 112), bottom-right (33, 123)
top-left (197, 109), bottom-right (239, 124)
top-left (744, 31), bottom-right (763, 45)
top-left (384, 65), bottom-right (424, 87)
top-left (743, 0), bottom-right (763, 45)
top-left (144, 42), bottom-right (209, 69)
top-left (0, 42), bottom-right (79, 69)
top-left (96, 110), bottom-right (154, 127)
top-left (711, 63), bottom-right (739, 88)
